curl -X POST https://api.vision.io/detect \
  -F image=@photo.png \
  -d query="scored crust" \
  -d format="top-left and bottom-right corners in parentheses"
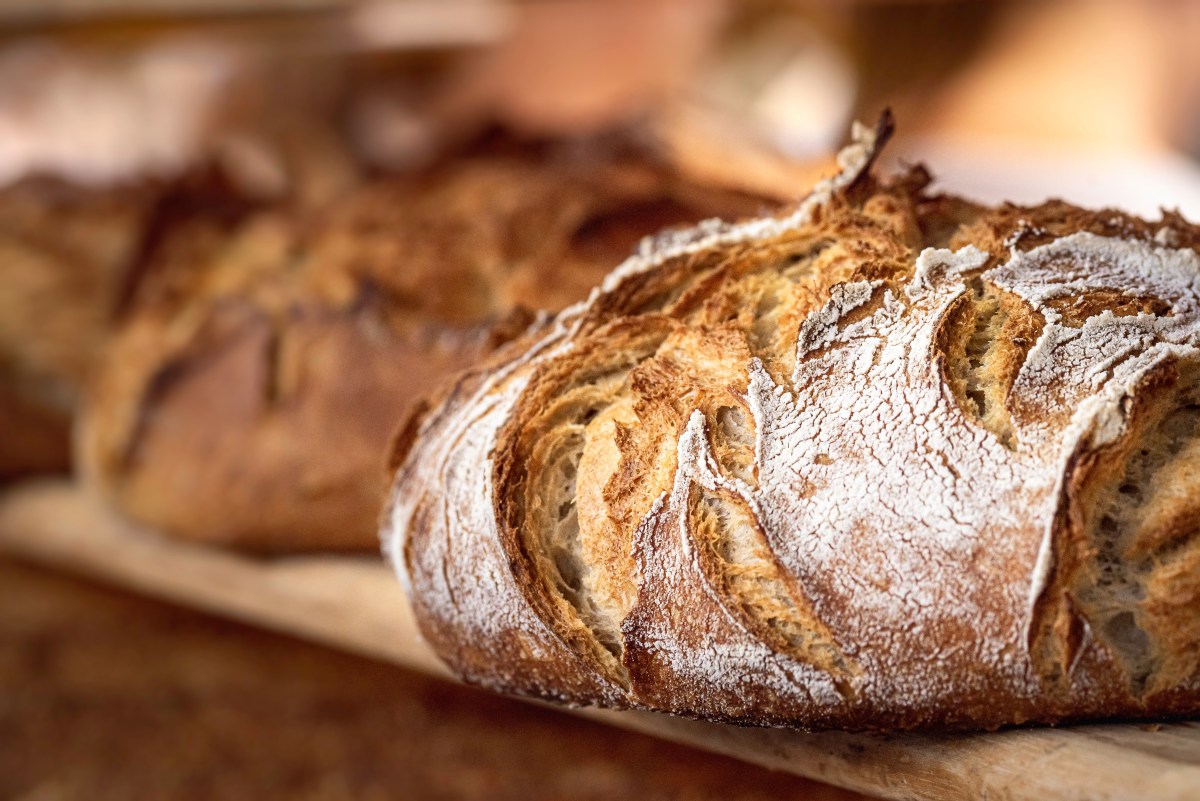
top-left (384, 118), bottom-right (1200, 730)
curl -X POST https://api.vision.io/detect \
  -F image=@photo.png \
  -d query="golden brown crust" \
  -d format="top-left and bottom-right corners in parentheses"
top-left (385, 126), bottom-right (1200, 730)
top-left (81, 139), bottom-right (778, 551)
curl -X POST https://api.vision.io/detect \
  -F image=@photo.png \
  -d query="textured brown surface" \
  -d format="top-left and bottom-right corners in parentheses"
top-left (0, 167), bottom-right (268, 482)
top-left (79, 135), bottom-right (777, 552)
top-left (0, 555), bottom-right (872, 801)
top-left (0, 179), bottom-right (155, 479)
top-left (387, 124), bottom-right (1200, 731)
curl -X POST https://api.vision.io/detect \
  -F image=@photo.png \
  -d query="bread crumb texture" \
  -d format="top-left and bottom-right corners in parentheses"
top-left (386, 122), bottom-right (1200, 731)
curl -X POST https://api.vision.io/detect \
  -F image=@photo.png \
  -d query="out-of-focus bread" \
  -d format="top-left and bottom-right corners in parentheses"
top-left (0, 179), bottom-right (155, 479)
top-left (0, 118), bottom-right (353, 482)
top-left (383, 119), bottom-right (1200, 731)
top-left (80, 135), bottom-right (780, 551)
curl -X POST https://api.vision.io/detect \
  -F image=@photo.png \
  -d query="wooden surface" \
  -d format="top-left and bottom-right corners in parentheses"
top-left (3, 480), bottom-right (1199, 801)
top-left (2, 556), bottom-right (867, 801)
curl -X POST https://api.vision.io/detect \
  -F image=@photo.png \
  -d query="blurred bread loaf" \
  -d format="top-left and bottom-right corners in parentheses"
top-left (384, 120), bottom-right (1200, 731)
top-left (0, 160), bottom-right (312, 482)
top-left (0, 179), bottom-right (157, 478)
top-left (0, 38), bottom-right (359, 481)
top-left (79, 133), bottom-right (781, 551)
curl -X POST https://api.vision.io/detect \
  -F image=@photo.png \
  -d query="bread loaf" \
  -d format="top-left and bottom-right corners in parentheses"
top-left (79, 136), bottom-right (776, 551)
top-left (383, 117), bottom-right (1200, 730)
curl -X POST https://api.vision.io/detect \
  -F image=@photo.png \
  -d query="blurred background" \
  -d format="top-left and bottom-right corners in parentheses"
top-left (3, 1), bottom-right (1200, 799)
top-left (1, 0), bottom-right (1199, 206)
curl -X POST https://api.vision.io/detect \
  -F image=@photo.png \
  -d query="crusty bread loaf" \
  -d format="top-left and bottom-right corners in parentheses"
top-left (383, 117), bottom-right (1200, 731)
top-left (79, 136), bottom-right (776, 551)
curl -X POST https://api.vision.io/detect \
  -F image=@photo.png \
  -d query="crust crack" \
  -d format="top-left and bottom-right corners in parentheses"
top-left (688, 482), bottom-right (859, 697)
top-left (940, 279), bottom-right (1039, 449)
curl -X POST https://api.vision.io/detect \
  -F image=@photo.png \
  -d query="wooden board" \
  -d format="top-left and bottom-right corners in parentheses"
top-left (2, 480), bottom-right (1199, 801)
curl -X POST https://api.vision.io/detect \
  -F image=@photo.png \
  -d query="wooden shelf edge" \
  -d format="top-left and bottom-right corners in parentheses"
top-left (2, 479), bottom-right (1197, 801)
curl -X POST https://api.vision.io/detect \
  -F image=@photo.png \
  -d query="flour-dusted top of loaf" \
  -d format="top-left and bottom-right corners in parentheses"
top-left (383, 118), bottom-right (1200, 731)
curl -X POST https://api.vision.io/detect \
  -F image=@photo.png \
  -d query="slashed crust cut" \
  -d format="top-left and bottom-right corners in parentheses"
top-left (79, 140), bottom-right (773, 552)
top-left (385, 117), bottom-right (1200, 730)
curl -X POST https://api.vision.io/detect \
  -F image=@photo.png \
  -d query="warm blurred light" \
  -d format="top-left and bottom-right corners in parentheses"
top-left (752, 41), bottom-right (856, 159)
top-left (0, 39), bottom-right (239, 186)
top-left (455, 0), bottom-right (725, 136)
top-left (920, 0), bottom-right (1171, 153)
top-left (0, 0), bottom-right (1195, 198)
top-left (703, 13), bottom-right (858, 160)
top-left (348, 0), bottom-right (512, 51)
